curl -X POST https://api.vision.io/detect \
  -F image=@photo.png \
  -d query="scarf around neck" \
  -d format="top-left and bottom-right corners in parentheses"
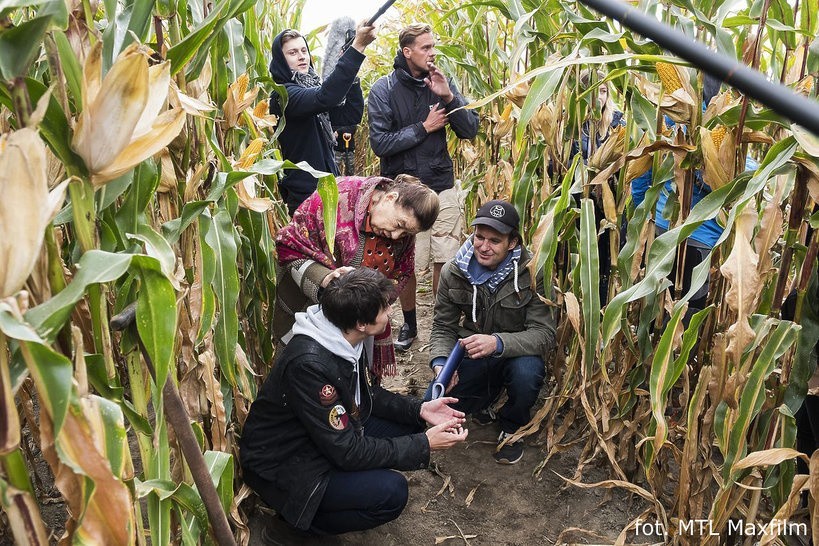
top-left (292, 66), bottom-right (336, 147)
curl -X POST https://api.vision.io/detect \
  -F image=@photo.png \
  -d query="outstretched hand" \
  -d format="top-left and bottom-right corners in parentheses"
top-left (426, 418), bottom-right (468, 450)
top-left (424, 62), bottom-right (454, 103)
top-left (420, 397), bottom-right (465, 427)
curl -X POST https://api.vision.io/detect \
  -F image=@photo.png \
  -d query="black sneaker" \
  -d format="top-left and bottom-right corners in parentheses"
top-left (494, 431), bottom-right (523, 464)
top-left (394, 323), bottom-right (417, 353)
top-left (472, 408), bottom-right (497, 426)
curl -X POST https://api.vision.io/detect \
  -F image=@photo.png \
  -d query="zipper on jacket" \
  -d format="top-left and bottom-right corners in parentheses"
top-left (295, 479), bottom-right (324, 528)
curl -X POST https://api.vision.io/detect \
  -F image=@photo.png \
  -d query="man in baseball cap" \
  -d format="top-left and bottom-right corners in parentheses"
top-left (470, 200), bottom-right (520, 235)
top-left (426, 199), bottom-right (555, 464)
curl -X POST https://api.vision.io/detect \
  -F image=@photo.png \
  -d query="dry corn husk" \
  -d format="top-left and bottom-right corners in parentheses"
top-left (588, 125), bottom-right (626, 173)
top-left (170, 81), bottom-right (216, 117)
top-left (634, 64), bottom-right (697, 124)
top-left (700, 125), bottom-right (735, 190)
top-left (493, 103), bottom-right (514, 142)
top-left (245, 100), bottom-right (279, 131)
top-left (460, 141), bottom-right (478, 166)
top-left (505, 79), bottom-right (530, 108)
top-left (0, 125), bottom-right (69, 298)
top-left (531, 102), bottom-right (560, 156)
top-left (71, 42), bottom-right (186, 186)
top-left (703, 90), bottom-right (740, 125)
top-left (233, 138), bottom-right (273, 212)
top-left (223, 73), bottom-right (259, 128)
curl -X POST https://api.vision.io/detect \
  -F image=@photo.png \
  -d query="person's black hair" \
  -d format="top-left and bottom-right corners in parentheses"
top-left (321, 268), bottom-right (395, 331)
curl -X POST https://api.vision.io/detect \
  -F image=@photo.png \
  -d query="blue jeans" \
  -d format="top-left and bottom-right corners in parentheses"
top-left (309, 416), bottom-right (419, 534)
top-left (425, 354), bottom-right (545, 434)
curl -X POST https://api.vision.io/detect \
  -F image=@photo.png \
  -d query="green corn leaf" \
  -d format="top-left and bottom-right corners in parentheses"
top-left (0, 16), bottom-right (52, 80)
top-left (201, 208), bottom-right (240, 389)
top-left (203, 450), bottom-right (234, 513)
top-left (316, 174), bottom-right (338, 254)
top-left (133, 256), bottom-right (177, 392)
top-left (724, 319), bottom-right (799, 481)
top-left (25, 251), bottom-right (133, 343)
top-left (579, 199), bottom-right (601, 377)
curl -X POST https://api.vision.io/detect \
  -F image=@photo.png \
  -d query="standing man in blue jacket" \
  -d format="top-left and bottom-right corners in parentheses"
top-left (368, 23), bottom-right (480, 352)
top-left (269, 21), bottom-right (375, 214)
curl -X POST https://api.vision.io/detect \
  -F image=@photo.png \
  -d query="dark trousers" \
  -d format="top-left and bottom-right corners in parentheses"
top-left (424, 355), bottom-right (545, 434)
top-left (334, 150), bottom-right (355, 176)
top-left (309, 416), bottom-right (419, 535)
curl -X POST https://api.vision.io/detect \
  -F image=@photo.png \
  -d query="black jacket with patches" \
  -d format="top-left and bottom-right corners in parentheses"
top-left (240, 334), bottom-right (429, 530)
top-left (367, 53), bottom-right (479, 193)
top-left (268, 31), bottom-right (365, 207)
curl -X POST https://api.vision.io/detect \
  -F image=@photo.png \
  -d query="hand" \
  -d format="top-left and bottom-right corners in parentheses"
top-left (320, 266), bottom-right (356, 288)
top-left (423, 103), bottom-right (448, 134)
top-left (424, 63), bottom-right (454, 103)
top-left (432, 366), bottom-right (459, 394)
top-left (461, 334), bottom-right (497, 359)
top-left (420, 397), bottom-right (465, 426)
top-left (351, 20), bottom-right (377, 52)
top-left (426, 418), bottom-right (468, 450)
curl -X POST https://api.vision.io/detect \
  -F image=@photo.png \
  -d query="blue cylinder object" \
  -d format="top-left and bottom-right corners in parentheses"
top-left (430, 342), bottom-right (465, 400)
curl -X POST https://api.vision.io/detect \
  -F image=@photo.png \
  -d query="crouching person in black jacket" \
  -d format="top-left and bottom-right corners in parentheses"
top-left (241, 268), bottom-right (468, 537)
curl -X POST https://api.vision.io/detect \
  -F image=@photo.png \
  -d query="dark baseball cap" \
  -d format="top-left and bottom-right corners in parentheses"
top-left (470, 200), bottom-right (520, 235)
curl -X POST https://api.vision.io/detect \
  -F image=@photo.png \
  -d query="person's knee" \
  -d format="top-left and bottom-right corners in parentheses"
top-left (378, 471), bottom-right (409, 520)
top-left (504, 356), bottom-right (546, 392)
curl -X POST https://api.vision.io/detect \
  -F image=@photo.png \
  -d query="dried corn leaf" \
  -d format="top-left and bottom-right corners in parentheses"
top-left (733, 448), bottom-right (808, 471)
top-left (464, 482), bottom-right (482, 507)
top-left (435, 534), bottom-right (477, 544)
top-left (0, 481), bottom-right (49, 546)
top-left (720, 206), bottom-right (761, 362)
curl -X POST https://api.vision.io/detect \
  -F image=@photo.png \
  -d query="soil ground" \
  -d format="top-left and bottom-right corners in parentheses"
top-left (246, 272), bottom-right (653, 545)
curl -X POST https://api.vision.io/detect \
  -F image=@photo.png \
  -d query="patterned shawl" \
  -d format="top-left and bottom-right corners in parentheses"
top-left (276, 176), bottom-right (416, 377)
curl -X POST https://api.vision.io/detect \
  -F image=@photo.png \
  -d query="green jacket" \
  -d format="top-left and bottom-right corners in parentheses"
top-left (429, 244), bottom-right (555, 363)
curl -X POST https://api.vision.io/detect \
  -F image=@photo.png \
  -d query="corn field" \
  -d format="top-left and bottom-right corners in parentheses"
top-left (0, 0), bottom-right (818, 544)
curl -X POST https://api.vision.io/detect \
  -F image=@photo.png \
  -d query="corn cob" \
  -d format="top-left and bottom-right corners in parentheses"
top-left (253, 100), bottom-right (269, 118)
top-left (710, 125), bottom-right (728, 149)
top-left (657, 62), bottom-right (682, 92)
top-left (236, 73), bottom-right (249, 100)
top-left (236, 137), bottom-right (266, 169)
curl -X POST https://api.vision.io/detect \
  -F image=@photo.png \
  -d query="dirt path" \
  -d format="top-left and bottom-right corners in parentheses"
top-left (246, 273), bottom-right (652, 545)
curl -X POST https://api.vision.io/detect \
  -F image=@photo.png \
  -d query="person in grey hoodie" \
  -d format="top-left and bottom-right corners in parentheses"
top-left (427, 200), bottom-right (555, 465)
top-left (241, 268), bottom-right (467, 538)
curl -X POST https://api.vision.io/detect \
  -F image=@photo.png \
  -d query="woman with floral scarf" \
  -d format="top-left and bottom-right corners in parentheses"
top-left (269, 22), bottom-right (375, 214)
top-left (274, 176), bottom-right (439, 378)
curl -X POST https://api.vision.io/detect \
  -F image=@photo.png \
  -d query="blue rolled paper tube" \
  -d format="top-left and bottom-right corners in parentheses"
top-left (431, 342), bottom-right (465, 400)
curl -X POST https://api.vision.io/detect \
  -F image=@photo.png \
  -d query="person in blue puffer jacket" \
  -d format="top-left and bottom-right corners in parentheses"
top-left (630, 75), bottom-right (758, 315)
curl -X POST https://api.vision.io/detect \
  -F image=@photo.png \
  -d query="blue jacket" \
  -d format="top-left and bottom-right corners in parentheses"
top-left (631, 118), bottom-right (758, 247)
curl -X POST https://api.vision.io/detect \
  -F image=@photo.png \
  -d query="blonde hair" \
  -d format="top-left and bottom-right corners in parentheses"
top-left (399, 23), bottom-right (433, 49)
top-left (580, 69), bottom-right (616, 138)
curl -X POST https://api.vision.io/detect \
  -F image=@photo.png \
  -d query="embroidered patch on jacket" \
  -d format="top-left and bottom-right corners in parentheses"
top-left (319, 384), bottom-right (338, 406)
top-left (328, 404), bottom-right (348, 431)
